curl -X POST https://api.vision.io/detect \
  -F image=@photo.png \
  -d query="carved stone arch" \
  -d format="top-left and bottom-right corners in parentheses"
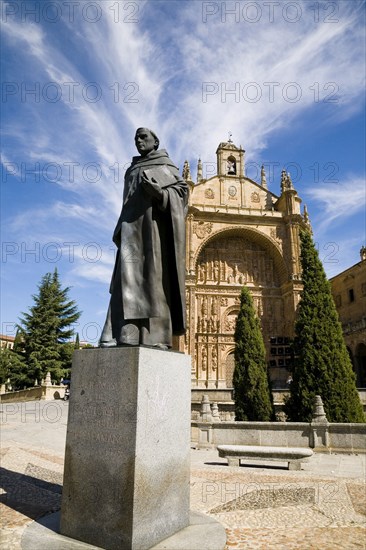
top-left (193, 226), bottom-right (289, 285)
top-left (224, 305), bottom-right (240, 316)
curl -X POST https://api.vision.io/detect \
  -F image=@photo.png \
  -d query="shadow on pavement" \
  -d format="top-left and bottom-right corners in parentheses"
top-left (0, 466), bottom-right (62, 521)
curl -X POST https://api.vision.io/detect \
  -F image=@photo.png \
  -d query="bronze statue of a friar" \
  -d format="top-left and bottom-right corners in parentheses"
top-left (100, 128), bottom-right (188, 350)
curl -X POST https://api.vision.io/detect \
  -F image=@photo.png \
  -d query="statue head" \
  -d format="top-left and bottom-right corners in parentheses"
top-left (135, 128), bottom-right (160, 156)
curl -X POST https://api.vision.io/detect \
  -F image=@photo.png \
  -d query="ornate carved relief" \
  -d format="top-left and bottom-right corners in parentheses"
top-left (191, 233), bottom-right (296, 388)
top-left (205, 188), bottom-right (215, 199)
top-left (224, 310), bottom-right (238, 333)
top-left (193, 221), bottom-right (213, 239)
top-left (196, 236), bottom-right (279, 287)
top-left (251, 191), bottom-right (260, 203)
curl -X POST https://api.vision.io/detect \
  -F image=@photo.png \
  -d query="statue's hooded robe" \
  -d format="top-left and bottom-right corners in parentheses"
top-left (101, 149), bottom-right (188, 346)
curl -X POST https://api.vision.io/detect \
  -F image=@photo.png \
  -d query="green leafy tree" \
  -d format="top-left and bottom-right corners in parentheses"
top-left (233, 286), bottom-right (274, 421)
top-left (18, 269), bottom-right (81, 385)
top-left (285, 229), bottom-right (365, 422)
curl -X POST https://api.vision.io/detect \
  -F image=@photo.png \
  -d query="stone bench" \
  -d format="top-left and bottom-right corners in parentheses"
top-left (217, 445), bottom-right (314, 470)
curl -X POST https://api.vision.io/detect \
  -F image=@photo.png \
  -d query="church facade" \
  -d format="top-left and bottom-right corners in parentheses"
top-left (175, 138), bottom-right (311, 398)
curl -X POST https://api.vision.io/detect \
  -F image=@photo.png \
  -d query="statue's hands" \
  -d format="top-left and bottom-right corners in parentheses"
top-left (141, 172), bottom-right (163, 201)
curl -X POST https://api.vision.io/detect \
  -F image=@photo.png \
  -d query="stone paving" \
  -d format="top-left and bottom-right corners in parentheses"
top-left (0, 401), bottom-right (365, 549)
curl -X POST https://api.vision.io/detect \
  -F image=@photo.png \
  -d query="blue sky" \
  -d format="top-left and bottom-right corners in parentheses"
top-left (1, 0), bottom-right (365, 344)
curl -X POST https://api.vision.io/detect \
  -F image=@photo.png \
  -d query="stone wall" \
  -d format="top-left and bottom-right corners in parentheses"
top-left (192, 421), bottom-right (366, 453)
top-left (192, 393), bottom-right (366, 453)
top-left (0, 385), bottom-right (65, 402)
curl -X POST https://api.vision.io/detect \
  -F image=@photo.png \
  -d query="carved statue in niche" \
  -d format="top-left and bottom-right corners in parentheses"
top-left (201, 296), bottom-right (208, 316)
top-left (213, 260), bottom-right (220, 282)
top-left (233, 264), bottom-right (238, 282)
top-left (201, 346), bottom-right (208, 371)
top-left (197, 263), bottom-right (207, 283)
top-left (212, 347), bottom-right (218, 370)
top-left (211, 296), bottom-right (218, 316)
top-left (197, 264), bottom-right (203, 282)
top-left (253, 260), bottom-right (259, 282)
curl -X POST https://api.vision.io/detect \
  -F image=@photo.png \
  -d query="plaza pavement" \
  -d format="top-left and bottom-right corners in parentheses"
top-left (0, 400), bottom-right (365, 549)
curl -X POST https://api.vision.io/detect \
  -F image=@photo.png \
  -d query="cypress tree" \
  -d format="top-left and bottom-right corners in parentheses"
top-left (285, 229), bottom-right (365, 422)
top-left (18, 269), bottom-right (81, 385)
top-left (233, 286), bottom-right (274, 421)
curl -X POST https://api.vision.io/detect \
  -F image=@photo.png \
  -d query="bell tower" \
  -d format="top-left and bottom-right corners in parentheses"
top-left (216, 134), bottom-right (245, 177)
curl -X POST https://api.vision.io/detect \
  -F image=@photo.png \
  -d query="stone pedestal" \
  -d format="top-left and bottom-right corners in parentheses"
top-left (60, 347), bottom-right (191, 550)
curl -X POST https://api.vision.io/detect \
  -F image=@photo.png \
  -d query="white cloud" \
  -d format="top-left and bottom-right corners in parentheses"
top-left (305, 176), bottom-right (366, 232)
top-left (2, 0), bottom-right (365, 292)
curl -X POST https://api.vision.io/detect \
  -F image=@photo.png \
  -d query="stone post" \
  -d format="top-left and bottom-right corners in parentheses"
top-left (211, 402), bottom-right (221, 421)
top-left (196, 394), bottom-right (214, 448)
top-left (200, 394), bottom-right (213, 422)
top-left (310, 395), bottom-right (329, 451)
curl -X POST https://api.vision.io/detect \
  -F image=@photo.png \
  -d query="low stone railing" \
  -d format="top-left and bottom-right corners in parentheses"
top-left (192, 395), bottom-right (366, 453)
top-left (0, 372), bottom-right (66, 403)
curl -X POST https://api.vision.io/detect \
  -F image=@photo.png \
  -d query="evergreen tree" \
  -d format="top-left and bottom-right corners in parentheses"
top-left (0, 346), bottom-right (28, 389)
top-left (13, 328), bottom-right (25, 354)
top-left (18, 269), bottom-right (81, 385)
top-left (285, 229), bottom-right (364, 422)
top-left (233, 286), bottom-right (274, 421)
